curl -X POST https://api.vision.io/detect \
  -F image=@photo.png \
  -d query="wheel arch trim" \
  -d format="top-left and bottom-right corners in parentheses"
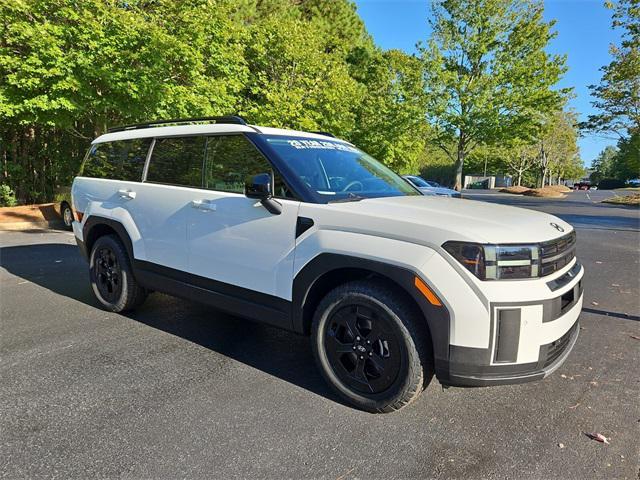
top-left (292, 253), bottom-right (451, 370)
top-left (82, 216), bottom-right (136, 263)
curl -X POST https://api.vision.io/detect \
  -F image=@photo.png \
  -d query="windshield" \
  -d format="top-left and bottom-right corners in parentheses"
top-left (265, 136), bottom-right (419, 201)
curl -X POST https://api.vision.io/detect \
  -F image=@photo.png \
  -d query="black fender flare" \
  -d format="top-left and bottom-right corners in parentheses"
top-left (82, 216), bottom-right (135, 262)
top-left (291, 253), bottom-right (451, 370)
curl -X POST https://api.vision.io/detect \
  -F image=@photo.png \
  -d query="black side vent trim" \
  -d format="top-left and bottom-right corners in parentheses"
top-left (295, 217), bottom-right (314, 238)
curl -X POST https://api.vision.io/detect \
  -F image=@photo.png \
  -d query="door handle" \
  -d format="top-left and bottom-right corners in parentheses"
top-left (191, 199), bottom-right (216, 211)
top-left (118, 189), bottom-right (136, 200)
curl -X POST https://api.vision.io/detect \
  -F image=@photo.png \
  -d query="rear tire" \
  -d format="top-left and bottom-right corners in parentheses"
top-left (61, 202), bottom-right (73, 230)
top-left (89, 234), bottom-right (147, 312)
top-left (311, 280), bottom-right (433, 413)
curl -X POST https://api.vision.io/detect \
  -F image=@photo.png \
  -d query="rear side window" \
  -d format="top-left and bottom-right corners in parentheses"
top-left (146, 136), bottom-right (206, 187)
top-left (82, 139), bottom-right (151, 181)
top-left (204, 135), bottom-right (277, 194)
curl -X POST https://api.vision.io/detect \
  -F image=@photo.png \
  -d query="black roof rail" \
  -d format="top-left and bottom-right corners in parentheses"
top-left (107, 115), bottom-right (248, 133)
top-left (310, 131), bottom-right (335, 138)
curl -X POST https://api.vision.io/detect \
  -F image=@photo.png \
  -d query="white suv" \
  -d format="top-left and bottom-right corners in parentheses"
top-left (71, 116), bottom-right (583, 412)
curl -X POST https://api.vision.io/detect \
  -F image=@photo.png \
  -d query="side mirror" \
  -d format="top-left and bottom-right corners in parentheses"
top-left (245, 173), bottom-right (281, 215)
top-left (245, 173), bottom-right (272, 200)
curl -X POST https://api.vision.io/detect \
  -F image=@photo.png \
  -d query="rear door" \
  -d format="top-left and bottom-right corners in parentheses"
top-left (73, 137), bottom-right (152, 257)
top-left (187, 134), bottom-right (300, 300)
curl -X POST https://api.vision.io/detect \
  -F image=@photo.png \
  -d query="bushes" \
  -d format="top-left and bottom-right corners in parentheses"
top-left (0, 185), bottom-right (18, 207)
top-left (598, 178), bottom-right (626, 190)
top-left (418, 163), bottom-right (457, 187)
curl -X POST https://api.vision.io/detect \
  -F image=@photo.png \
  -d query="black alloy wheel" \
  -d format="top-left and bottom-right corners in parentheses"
top-left (89, 234), bottom-right (147, 312)
top-left (324, 303), bottom-right (401, 394)
top-left (94, 246), bottom-right (122, 304)
top-left (312, 280), bottom-right (433, 413)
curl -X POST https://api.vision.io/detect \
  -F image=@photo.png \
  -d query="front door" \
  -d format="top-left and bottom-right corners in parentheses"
top-left (187, 134), bottom-right (300, 300)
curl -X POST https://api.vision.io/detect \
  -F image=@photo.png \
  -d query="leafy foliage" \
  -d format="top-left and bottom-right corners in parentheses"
top-left (585, 1), bottom-right (639, 183)
top-left (583, 0), bottom-right (639, 139)
top-left (0, 0), bottom-right (578, 203)
top-left (590, 145), bottom-right (619, 183)
top-left (0, 184), bottom-right (17, 206)
top-left (420, 0), bottom-right (569, 189)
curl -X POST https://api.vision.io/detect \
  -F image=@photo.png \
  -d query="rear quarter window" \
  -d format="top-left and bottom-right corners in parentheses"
top-left (81, 138), bottom-right (151, 181)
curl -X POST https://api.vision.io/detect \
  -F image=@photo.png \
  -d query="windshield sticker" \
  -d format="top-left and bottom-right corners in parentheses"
top-left (287, 139), bottom-right (359, 153)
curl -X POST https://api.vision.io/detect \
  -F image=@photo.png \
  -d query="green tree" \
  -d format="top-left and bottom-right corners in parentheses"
top-left (0, 0), bottom-right (247, 201)
top-left (420, 0), bottom-right (569, 190)
top-left (583, 0), bottom-right (639, 139)
top-left (505, 142), bottom-right (538, 186)
top-left (612, 133), bottom-right (640, 180)
top-left (238, 6), bottom-right (360, 136)
top-left (350, 48), bottom-right (431, 173)
top-left (590, 145), bottom-right (618, 183)
top-left (537, 110), bottom-right (580, 186)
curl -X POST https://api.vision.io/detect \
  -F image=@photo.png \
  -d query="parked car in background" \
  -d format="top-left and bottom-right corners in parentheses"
top-left (468, 179), bottom-right (490, 189)
top-left (573, 182), bottom-right (592, 191)
top-left (403, 175), bottom-right (462, 198)
top-left (53, 185), bottom-right (74, 230)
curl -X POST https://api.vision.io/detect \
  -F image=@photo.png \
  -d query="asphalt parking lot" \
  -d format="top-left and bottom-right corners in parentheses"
top-left (1, 190), bottom-right (639, 479)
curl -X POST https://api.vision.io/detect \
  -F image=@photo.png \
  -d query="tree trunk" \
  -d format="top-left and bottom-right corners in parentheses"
top-left (454, 136), bottom-right (465, 191)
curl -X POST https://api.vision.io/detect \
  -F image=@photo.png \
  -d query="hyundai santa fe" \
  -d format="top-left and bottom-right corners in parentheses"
top-left (71, 116), bottom-right (583, 412)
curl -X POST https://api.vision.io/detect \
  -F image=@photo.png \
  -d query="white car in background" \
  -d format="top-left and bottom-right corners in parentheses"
top-left (404, 175), bottom-right (462, 198)
top-left (71, 116), bottom-right (583, 413)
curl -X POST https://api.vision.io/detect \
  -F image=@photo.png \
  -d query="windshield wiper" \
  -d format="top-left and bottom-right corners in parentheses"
top-left (328, 192), bottom-right (366, 203)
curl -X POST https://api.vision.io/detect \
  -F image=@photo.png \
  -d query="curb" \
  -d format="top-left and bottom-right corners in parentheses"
top-left (0, 220), bottom-right (65, 231)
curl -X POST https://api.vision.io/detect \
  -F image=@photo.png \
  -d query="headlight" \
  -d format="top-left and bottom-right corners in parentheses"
top-left (443, 241), bottom-right (540, 280)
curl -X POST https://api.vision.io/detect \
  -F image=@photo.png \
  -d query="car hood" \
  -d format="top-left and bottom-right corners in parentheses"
top-left (314, 195), bottom-right (573, 245)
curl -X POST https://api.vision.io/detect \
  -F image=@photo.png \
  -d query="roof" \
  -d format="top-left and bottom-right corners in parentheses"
top-left (92, 124), bottom-right (347, 145)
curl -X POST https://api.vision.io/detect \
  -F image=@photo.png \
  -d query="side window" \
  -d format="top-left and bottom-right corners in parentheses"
top-left (82, 139), bottom-right (151, 181)
top-left (204, 135), bottom-right (287, 195)
top-left (146, 136), bottom-right (206, 187)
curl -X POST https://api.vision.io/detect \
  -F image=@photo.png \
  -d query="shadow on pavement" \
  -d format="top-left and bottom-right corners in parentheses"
top-left (0, 242), bottom-right (344, 407)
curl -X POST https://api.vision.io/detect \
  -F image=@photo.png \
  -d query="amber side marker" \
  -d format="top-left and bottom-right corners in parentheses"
top-left (414, 276), bottom-right (442, 307)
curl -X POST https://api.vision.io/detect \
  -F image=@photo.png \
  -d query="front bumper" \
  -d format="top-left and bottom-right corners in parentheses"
top-left (442, 318), bottom-right (579, 386)
top-left (427, 257), bottom-right (584, 387)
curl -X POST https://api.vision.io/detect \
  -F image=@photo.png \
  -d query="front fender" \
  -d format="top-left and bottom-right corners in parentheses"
top-left (292, 230), bottom-right (452, 371)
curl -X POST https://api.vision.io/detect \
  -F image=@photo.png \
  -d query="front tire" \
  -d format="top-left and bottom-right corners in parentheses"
top-left (89, 235), bottom-right (147, 312)
top-left (311, 280), bottom-right (433, 413)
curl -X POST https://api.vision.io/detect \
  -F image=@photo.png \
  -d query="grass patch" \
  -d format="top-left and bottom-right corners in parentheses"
top-left (602, 193), bottom-right (640, 206)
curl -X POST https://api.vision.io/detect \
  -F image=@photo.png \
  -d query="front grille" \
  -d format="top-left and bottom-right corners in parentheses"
top-left (539, 231), bottom-right (576, 277)
top-left (543, 322), bottom-right (577, 368)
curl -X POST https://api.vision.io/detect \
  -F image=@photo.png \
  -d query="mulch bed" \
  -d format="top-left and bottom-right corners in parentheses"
top-left (0, 203), bottom-right (60, 223)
